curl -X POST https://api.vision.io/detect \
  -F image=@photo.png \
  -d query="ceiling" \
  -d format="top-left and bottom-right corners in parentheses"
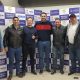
top-left (18, 0), bottom-right (80, 7)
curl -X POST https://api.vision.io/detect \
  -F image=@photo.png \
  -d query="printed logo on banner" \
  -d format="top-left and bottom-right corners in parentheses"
top-left (50, 10), bottom-right (59, 16)
top-left (60, 8), bottom-right (69, 15)
top-left (0, 58), bottom-right (6, 65)
top-left (16, 14), bottom-right (26, 20)
top-left (50, 15), bottom-right (59, 21)
top-left (0, 65), bottom-right (7, 72)
top-left (4, 6), bottom-right (15, 13)
top-left (15, 8), bottom-right (25, 14)
top-left (34, 10), bottom-right (42, 15)
top-left (0, 19), bottom-right (5, 25)
top-left (0, 12), bottom-right (5, 19)
top-left (19, 20), bottom-right (26, 26)
top-left (0, 71), bottom-right (7, 79)
top-left (5, 13), bottom-right (15, 19)
top-left (26, 15), bottom-right (34, 19)
top-left (69, 8), bottom-right (79, 14)
top-left (5, 19), bottom-right (12, 26)
top-left (64, 60), bottom-right (69, 65)
top-left (0, 6), bottom-right (4, 12)
top-left (61, 20), bottom-right (69, 26)
top-left (34, 15), bottom-right (41, 21)
top-left (60, 15), bottom-right (69, 20)
top-left (0, 53), bottom-right (6, 58)
top-left (25, 9), bottom-right (34, 15)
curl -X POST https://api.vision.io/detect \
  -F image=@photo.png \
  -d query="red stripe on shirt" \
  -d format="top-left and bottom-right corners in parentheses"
top-left (36, 25), bottom-right (52, 30)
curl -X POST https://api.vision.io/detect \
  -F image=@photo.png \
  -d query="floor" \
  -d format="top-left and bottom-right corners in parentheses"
top-left (11, 71), bottom-right (80, 80)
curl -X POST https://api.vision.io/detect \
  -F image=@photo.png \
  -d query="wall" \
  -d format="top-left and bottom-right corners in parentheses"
top-left (1, 0), bottom-right (20, 7)
top-left (31, 4), bottom-right (80, 11)
top-left (1, 0), bottom-right (80, 9)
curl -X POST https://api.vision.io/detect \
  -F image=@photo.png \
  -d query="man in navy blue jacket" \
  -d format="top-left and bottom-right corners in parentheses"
top-left (35, 12), bottom-right (53, 74)
top-left (22, 17), bottom-right (37, 76)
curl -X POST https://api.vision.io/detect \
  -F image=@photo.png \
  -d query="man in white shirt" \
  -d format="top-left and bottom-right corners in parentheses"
top-left (66, 14), bottom-right (80, 75)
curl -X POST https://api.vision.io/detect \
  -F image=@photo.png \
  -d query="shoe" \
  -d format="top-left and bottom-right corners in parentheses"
top-left (51, 70), bottom-right (56, 74)
top-left (25, 68), bottom-right (27, 72)
top-left (16, 73), bottom-right (23, 78)
top-left (31, 71), bottom-right (37, 75)
top-left (21, 72), bottom-right (26, 77)
top-left (68, 72), bottom-right (74, 75)
top-left (7, 75), bottom-right (12, 80)
top-left (46, 69), bottom-right (51, 72)
top-left (60, 70), bottom-right (64, 74)
top-left (39, 70), bottom-right (43, 74)
top-left (21, 70), bottom-right (26, 77)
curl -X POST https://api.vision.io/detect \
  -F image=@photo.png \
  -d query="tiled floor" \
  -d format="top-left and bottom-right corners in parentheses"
top-left (11, 72), bottom-right (80, 80)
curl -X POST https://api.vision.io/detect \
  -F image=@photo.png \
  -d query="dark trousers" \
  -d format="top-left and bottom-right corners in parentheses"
top-left (69, 44), bottom-right (80, 72)
top-left (22, 44), bottom-right (35, 72)
top-left (52, 46), bottom-right (64, 71)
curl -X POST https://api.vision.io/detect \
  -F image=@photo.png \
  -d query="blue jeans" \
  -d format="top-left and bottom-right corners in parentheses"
top-left (38, 41), bottom-right (51, 70)
top-left (69, 44), bottom-right (80, 72)
top-left (52, 46), bottom-right (64, 71)
top-left (8, 47), bottom-right (22, 75)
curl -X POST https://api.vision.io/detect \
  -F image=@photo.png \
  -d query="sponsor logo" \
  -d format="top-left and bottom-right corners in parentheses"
top-left (69, 8), bottom-right (79, 14)
top-left (16, 8), bottom-right (25, 14)
top-left (60, 15), bottom-right (69, 20)
top-left (5, 13), bottom-right (15, 19)
top-left (0, 6), bottom-right (4, 12)
top-left (0, 19), bottom-right (5, 25)
top-left (34, 10), bottom-right (42, 15)
top-left (0, 71), bottom-right (7, 79)
top-left (0, 58), bottom-right (6, 65)
top-left (0, 12), bottom-right (4, 19)
top-left (50, 10), bottom-right (59, 15)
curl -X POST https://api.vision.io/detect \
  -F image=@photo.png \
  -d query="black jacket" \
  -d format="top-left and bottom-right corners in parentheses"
top-left (3, 24), bottom-right (23, 48)
top-left (53, 25), bottom-right (66, 47)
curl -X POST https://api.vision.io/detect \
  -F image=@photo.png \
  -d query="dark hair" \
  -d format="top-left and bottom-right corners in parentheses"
top-left (26, 17), bottom-right (33, 21)
top-left (69, 14), bottom-right (76, 18)
top-left (40, 12), bottom-right (47, 16)
top-left (12, 16), bottom-right (19, 20)
top-left (55, 18), bottom-right (61, 21)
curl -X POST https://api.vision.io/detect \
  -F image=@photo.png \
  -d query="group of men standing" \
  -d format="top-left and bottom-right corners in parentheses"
top-left (2, 12), bottom-right (80, 80)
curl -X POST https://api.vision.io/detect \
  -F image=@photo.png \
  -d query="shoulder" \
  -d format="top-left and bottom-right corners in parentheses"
top-left (8, 24), bottom-right (13, 29)
top-left (5, 25), bottom-right (13, 31)
top-left (61, 25), bottom-right (67, 30)
top-left (35, 21), bottom-right (41, 25)
top-left (23, 26), bottom-right (27, 29)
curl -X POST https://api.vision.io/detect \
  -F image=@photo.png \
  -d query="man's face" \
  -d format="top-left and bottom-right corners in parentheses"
top-left (55, 19), bottom-right (61, 27)
top-left (13, 18), bottom-right (19, 26)
top-left (69, 17), bottom-right (77, 24)
top-left (40, 13), bottom-right (47, 22)
top-left (27, 18), bottom-right (33, 27)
